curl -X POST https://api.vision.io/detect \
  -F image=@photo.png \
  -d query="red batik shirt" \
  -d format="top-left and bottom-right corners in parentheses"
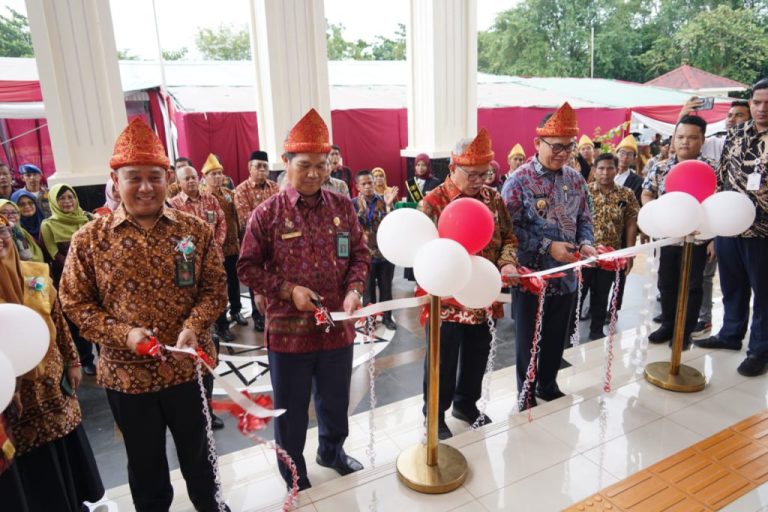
top-left (237, 187), bottom-right (369, 353)
top-left (169, 190), bottom-right (227, 261)
top-left (419, 177), bottom-right (518, 324)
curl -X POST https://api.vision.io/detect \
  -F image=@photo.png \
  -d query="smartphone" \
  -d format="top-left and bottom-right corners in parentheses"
top-left (60, 373), bottom-right (75, 397)
top-left (694, 97), bottom-right (715, 111)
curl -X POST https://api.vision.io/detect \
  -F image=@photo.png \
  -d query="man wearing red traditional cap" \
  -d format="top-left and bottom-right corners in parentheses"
top-left (418, 129), bottom-right (519, 439)
top-left (59, 119), bottom-right (229, 511)
top-left (237, 109), bottom-right (370, 491)
top-left (502, 103), bottom-right (597, 409)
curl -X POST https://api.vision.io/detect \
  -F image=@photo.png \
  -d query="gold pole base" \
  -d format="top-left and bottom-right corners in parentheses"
top-left (396, 443), bottom-right (468, 494)
top-left (644, 361), bottom-right (706, 392)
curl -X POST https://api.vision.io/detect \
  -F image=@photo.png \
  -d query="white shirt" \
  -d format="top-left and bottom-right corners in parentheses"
top-left (614, 169), bottom-right (631, 187)
top-left (702, 136), bottom-right (725, 162)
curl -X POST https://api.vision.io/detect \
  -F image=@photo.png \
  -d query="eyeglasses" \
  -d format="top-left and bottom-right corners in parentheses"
top-left (539, 139), bottom-right (577, 154)
top-left (617, 150), bottom-right (636, 157)
top-left (0, 210), bottom-right (18, 217)
top-left (456, 166), bottom-right (495, 182)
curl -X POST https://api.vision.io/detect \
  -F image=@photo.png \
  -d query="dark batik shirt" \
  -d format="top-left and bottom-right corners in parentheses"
top-left (643, 155), bottom-right (717, 199)
top-left (352, 194), bottom-right (389, 260)
top-left (588, 182), bottom-right (639, 249)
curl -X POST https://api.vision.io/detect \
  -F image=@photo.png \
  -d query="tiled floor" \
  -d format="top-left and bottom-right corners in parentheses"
top-left (84, 259), bottom-right (768, 511)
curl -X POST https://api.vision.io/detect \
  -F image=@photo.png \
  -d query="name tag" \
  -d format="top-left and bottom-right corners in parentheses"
top-left (205, 210), bottom-right (216, 224)
top-left (336, 232), bottom-right (350, 258)
top-left (175, 257), bottom-right (195, 288)
top-left (748, 172), bottom-right (761, 191)
top-left (281, 231), bottom-right (302, 240)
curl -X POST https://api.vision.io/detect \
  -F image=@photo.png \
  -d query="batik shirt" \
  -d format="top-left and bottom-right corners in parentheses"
top-left (208, 186), bottom-right (240, 257)
top-left (501, 158), bottom-right (594, 295)
top-left (353, 194), bottom-right (389, 260)
top-left (169, 190), bottom-right (227, 262)
top-left (234, 178), bottom-right (279, 233)
top-left (718, 120), bottom-right (768, 238)
top-left (588, 182), bottom-right (639, 249)
top-left (420, 177), bottom-right (518, 323)
top-left (59, 206), bottom-right (226, 394)
top-left (642, 155), bottom-right (717, 199)
top-left (238, 187), bottom-right (369, 353)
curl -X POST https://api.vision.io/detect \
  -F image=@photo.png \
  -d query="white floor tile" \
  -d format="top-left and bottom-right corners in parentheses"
top-left (667, 386), bottom-right (768, 437)
top-left (721, 484), bottom-right (768, 512)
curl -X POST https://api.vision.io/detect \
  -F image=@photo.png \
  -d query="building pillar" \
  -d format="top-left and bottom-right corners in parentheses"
top-left (25, 0), bottom-right (127, 193)
top-left (248, 0), bottom-right (332, 170)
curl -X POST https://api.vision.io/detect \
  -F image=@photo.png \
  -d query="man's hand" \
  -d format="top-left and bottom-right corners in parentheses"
top-left (292, 286), bottom-right (320, 312)
top-left (67, 365), bottom-right (82, 392)
top-left (549, 241), bottom-right (578, 263)
top-left (679, 96), bottom-right (703, 120)
top-left (343, 290), bottom-right (362, 315)
top-left (384, 187), bottom-right (399, 206)
top-left (580, 244), bottom-right (599, 259)
top-left (126, 327), bottom-right (152, 354)
top-left (254, 294), bottom-right (267, 315)
top-left (706, 241), bottom-right (717, 262)
top-left (173, 328), bottom-right (198, 361)
top-left (500, 263), bottom-right (519, 286)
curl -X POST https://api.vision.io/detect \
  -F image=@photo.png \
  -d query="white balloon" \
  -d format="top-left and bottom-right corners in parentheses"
top-left (453, 256), bottom-right (502, 309)
top-left (637, 200), bottom-right (665, 239)
top-left (0, 304), bottom-right (50, 376)
top-left (702, 191), bottom-right (757, 237)
top-left (377, 208), bottom-right (438, 267)
top-left (654, 192), bottom-right (703, 238)
top-left (413, 239), bottom-right (472, 297)
top-left (694, 214), bottom-right (716, 241)
top-left (0, 351), bottom-right (14, 411)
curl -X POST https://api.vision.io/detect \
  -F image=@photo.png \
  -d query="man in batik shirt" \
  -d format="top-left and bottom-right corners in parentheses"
top-left (695, 79), bottom-right (768, 377)
top-left (234, 150), bottom-right (279, 332)
top-left (238, 109), bottom-right (369, 491)
top-left (584, 153), bottom-right (639, 341)
top-left (60, 118), bottom-right (228, 511)
top-left (502, 102), bottom-right (596, 409)
top-left (419, 128), bottom-right (518, 439)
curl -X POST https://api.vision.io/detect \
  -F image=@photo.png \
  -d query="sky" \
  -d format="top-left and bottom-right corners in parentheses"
top-left (1, 0), bottom-right (518, 60)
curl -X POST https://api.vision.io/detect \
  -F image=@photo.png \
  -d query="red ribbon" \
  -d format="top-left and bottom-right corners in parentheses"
top-left (596, 245), bottom-right (628, 272)
top-left (314, 307), bottom-right (333, 332)
top-left (508, 266), bottom-right (566, 295)
top-left (212, 392), bottom-right (275, 434)
top-left (195, 347), bottom-right (214, 367)
top-left (136, 336), bottom-right (163, 357)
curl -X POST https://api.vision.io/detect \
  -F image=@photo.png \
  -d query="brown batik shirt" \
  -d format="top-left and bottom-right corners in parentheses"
top-left (59, 206), bottom-right (227, 394)
top-left (208, 186), bottom-right (240, 257)
top-left (718, 120), bottom-right (768, 238)
top-left (588, 182), bottom-right (639, 249)
top-left (234, 178), bottom-right (279, 233)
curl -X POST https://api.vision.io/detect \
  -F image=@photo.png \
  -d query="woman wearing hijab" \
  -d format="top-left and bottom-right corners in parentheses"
top-left (0, 199), bottom-right (44, 262)
top-left (484, 160), bottom-right (502, 191)
top-left (11, 190), bottom-right (44, 247)
top-left (0, 216), bottom-right (104, 511)
top-left (405, 153), bottom-right (441, 203)
top-left (92, 179), bottom-right (120, 217)
top-left (40, 184), bottom-right (92, 286)
top-left (372, 167), bottom-right (400, 198)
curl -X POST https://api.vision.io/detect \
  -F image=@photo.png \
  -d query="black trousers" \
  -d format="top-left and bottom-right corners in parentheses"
top-left (223, 254), bottom-right (242, 315)
top-left (422, 321), bottom-right (492, 418)
top-left (583, 268), bottom-right (619, 335)
top-left (248, 288), bottom-right (264, 326)
top-left (659, 244), bottom-right (707, 337)
top-left (364, 259), bottom-right (395, 307)
top-left (105, 380), bottom-right (220, 512)
top-left (268, 345), bottom-right (353, 486)
top-left (513, 290), bottom-right (576, 393)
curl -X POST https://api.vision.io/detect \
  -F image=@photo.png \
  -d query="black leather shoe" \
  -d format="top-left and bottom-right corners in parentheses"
top-left (648, 327), bottom-right (672, 344)
top-left (738, 356), bottom-right (767, 377)
top-left (316, 453), bottom-right (364, 476)
top-left (382, 316), bottom-right (397, 331)
top-left (694, 336), bottom-right (742, 351)
top-left (653, 313), bottom-right (664, 323)
top-left (668, 337), bottom-right (692, 351)
top-left (253, 318), bottom-right (265, 332)
top-left (451, 408), bottom-right (492, 426)
top-left (438, 419), bottom-right (453, 440)
top-left (82, 363), bottom-right (97, 376)
top-left (211, 413), bottom-right (225, 430)
top-left (535, 385), bottom-right (566, 402)
top-left (231, 312), bottom-right (248, 326)
top-left (217, 327), bottom-right (235, 342)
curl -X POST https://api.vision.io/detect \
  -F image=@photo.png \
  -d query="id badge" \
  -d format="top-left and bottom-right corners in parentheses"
top-left (205, 210), bottom-right (216, 224)
top-left (747, 172), bottom-right (761, 191)
top-left (175, 257), bottom-right (196, 287)
top-left (336, 231), bottom-right (350, 259)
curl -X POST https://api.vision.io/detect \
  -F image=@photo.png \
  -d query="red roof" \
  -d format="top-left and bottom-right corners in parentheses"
top-left (645, 65), bottom-right (745, 90)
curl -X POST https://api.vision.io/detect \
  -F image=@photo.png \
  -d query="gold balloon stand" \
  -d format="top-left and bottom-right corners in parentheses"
top-left (396, 295), bottom-right (468, 493)
top-left (644, 237), bottom-right (706, 392)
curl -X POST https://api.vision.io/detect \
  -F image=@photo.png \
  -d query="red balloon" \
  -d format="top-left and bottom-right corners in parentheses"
top-left (664, 160), bottom-right (716, 203)
top-left (437, 197), bottom-right (494, 254)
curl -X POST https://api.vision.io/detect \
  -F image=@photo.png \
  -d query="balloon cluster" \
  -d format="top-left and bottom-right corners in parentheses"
top-left (377, 198), bottom-right (500, 308)
top-left (0, 304), bottom-right (51, 411)
top-left (638, 160), bottom-right (756, 239)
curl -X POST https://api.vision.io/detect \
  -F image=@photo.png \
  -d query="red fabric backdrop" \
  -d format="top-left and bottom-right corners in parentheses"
top-left (0, 119), bottom-right (54, 179)
top-left (631, 103), bottom-right (731, 124)
top-left (0, 80), bottom-right (42, 102)
top-left (173, 111), bottom-right (259, 184)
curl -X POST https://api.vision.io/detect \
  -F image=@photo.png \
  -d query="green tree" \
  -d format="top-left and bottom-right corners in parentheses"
top-left (371, 23), bottom-right (406, 60)
top-left (195, 24), bottom-right (251, 60)
top-left (117, 49), bottom-right (139, 60)
top-left (0, 7), bottom-right (33, 58)
top-left (162, 47), bottom-right (188, 61)
top-left (326, 21), bottom-right (348, 60)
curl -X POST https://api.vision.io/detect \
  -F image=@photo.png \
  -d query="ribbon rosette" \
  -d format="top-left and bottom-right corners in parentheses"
top-left (136, 336), bottom-right (163, 358)
top-left (507, 267), bottom-right (566, 295)
top-left (26, 276), bottom-right (45, 292)
top-left (212, 392), bottom-right (275, 434)
top-left (175, 236), bottom-right (196, 260)
top-left (596, 245), bottom-right (628, 272)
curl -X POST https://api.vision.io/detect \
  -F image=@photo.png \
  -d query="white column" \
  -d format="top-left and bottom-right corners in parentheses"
top-left (25, 0), bottom-right (127, 186)
top-left (401, 0), bottom-right (478, 158)
top-left (248, 0), bottom-right (332, 170)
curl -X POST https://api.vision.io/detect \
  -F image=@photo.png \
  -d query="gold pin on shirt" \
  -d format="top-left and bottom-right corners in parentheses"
top-left (333, 217), bottom-right (341, 227)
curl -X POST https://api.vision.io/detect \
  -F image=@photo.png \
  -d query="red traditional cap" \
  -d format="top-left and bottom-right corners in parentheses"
top-left (109, 118), bottom-right (170, 170)
top-left (536, 102), bottom-right (579, 138)
top-left (452, 128), bottom-right (495, 166)
top-left (283, 108), bottom-right (331, 154)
